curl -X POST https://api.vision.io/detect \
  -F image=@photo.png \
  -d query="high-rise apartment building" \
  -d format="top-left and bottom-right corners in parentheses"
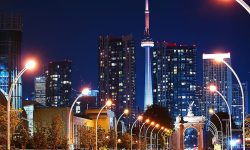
top-left (46, 60), bottom-right (72, 107)
top-left (98, 34), bottom-right (136, 124)
top-left (0, 13), bottom-right (23, 109)
top-left (232, 82), bottom-right (248, 128)
top-left (202, 53), bottom-right (232, 117)
top-left (152, 42), bottom-right (197, 118)
top-left (34, 76), bottom-right (46, 106)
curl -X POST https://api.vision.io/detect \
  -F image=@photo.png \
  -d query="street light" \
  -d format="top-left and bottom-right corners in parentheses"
top-left (156, 127), bottom-right (165, 150)
top-left (209, 85), bottom-right (232, 150)
top-left (213, 55), bottom-right (246, 149)
top-left (7, 59), bottom-right (36, 150)
top-left (68, 88), bottom-right (88, 149)
top-left (145, 121), bottom-right (155, 150)
top-left (131, 115), bottom-right (143, 150)
top-left (115, 109), bottom-right (129, 150)
top-left (150, 124), bottom-right (159, 150)
top-left (209, 108), bottom-right (224, 150)
top-left (96, 100), bottom-right (112, 150)
top-left (139, 119), bottom-right (150, 150)
top-left (219, 0), bottom-right (250, 14)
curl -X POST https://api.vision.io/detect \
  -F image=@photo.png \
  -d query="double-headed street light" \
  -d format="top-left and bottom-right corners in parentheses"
top-left (150, 124), bottom-right (159, 150)
top-left (130, 115), bottom-right (143, 150)
top-left (209, 85), bottom-right (232, 150)
top-left (115, 109), bottom-right (129, 150)
top-left (7, 59), bottom-right (36, 150)
top-left (96, 100), bottom-right (112, 150)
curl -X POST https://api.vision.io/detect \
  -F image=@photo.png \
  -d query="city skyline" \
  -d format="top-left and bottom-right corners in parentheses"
top-left (1, 0), bottom-right (250, 110)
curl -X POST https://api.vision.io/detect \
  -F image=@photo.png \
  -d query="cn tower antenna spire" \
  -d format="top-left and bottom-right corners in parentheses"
top-left (145, 0), bottom-right (150, 36)
top-left (142, 0), bottom-right (154, 111)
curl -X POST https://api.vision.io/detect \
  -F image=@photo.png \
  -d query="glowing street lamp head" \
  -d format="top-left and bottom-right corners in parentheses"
top-left (146, 119), bottom-right (150, 123)
top-left (150, 121), bottom-right (155, 126)
top-left (138, 115), bottom-right (143, 120)
top-left (209, 108), bottom-right (215, 114)
top-left (155, 124), bottom-right (160, 128)
top-left (161, 127), bottom-right (164, 130)
top-left (25, 60), bottom-right (36, 70)
top-left (105, 100), bottom-right (112, 107)
top-left (124, 109), bottom-right (129, 115)
top-left (209, 85), bottom-right (217, 92)
top-left (81, 88), bottom-right (91, 96)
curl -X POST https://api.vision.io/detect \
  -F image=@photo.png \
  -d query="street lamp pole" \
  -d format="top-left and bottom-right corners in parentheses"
top-left (115, 109), bottom-right (129, 150)
top-left (220, 59), bottom-right (245, 149)
top-left (209, 85), bottom-right (232, 150)
top-left (130, 115), bottom-right (143, 150)
top-left (139, 119), bottom-right (150, 150)
top-left (150, 124), bottom-right (159, 150)
top-left (95, 100), bottom-right (112, 150)
top-left (235, 0), bottom-right (250, 14)
top-left (7, 60), bottom-right (36, 150)
top-left (209, 109), bottom-right (224, 150)
top-left (156, 127), bottom-right (164, 150)
top-left (68, 92), bottom-right (85, 149)
top-left (145, 122), bottom-right (154, 150)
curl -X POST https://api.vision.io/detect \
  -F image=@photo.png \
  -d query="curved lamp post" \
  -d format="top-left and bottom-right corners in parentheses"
top-left (139, 119), bottom-right (150, 150)
top-left (235, 0), bottom-right (250, 14)
top-left (150, 124), bottom-right (159, 150)
top-left (130, 115), bottom-right (143, 150)
top-left (7, 60), bottom-right (36, 150)
top-left (145, 121), bottom-right (155, 150)
top-left (209, 85), bottom-right (232, 150)
top-left (209, 108), bottom-right (224, 150)
top-left (115, 109), bottom-right (129, 150)
top-left (214, 57), bottom-right (245, 149)
top-left (156, 127), bottom-right (164, 150)
top-left (96, 100), bottom-right (112, 150)
top-left (68, 88), bottom-right (90, 149)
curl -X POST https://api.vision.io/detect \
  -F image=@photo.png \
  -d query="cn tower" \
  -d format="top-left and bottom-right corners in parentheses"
top-left (141, 0), bottom-right (154, 111)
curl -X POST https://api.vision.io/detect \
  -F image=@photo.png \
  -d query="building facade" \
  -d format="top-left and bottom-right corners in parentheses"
top-left (0, 13), bottom-right (23, 109)
top-left (232, 82), bottom-right (249, 128)
top-left (46, 60), bottom-right (72, 107)
top-left (34, 76), bottom-right (46, 106)
top-left (152, 42), bottom-right (197, 118)
top-left (202, 53), bottom-right (232, 117)
top-left (98, 34), bottom-right (136, 125)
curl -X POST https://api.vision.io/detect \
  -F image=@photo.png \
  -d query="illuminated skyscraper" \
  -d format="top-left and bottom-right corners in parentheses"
top-left (202, 53), bottom-right (232, 117)
top-left (46, 60), bottom-right (72, 107)
top-left (0, 13), bottom-right (23, 109)
top-left (152, 42), bottom-right (197, 118)
top-left (98, 34), bottom-right (136, 125)
top-left (141, 0), bottom-right (154, 111)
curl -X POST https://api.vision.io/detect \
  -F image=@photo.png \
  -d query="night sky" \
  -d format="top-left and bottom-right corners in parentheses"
top-left (1, 0), bottom-right (250, 110)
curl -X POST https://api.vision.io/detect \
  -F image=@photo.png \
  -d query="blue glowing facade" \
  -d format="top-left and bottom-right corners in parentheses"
top-left (152, 42), bottom-right (197, 118)
top-left (0, 13), bottom-right (23, 109)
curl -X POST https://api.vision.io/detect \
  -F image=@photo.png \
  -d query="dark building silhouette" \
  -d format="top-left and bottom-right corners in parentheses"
top-left (98, 34), bottom-right (136, 126)
top-left (0, 12), bottom-right (23, 109)
top-left (152, 42), bottom-right (197, 118)
top-left (46, 60), bottom-right (72, 107)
